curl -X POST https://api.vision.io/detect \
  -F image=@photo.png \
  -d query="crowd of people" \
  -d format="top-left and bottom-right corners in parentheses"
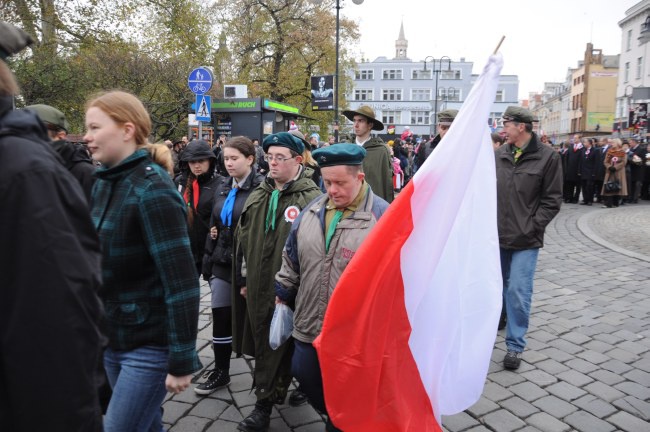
top-left (2, 18), bottom-right (644, 432)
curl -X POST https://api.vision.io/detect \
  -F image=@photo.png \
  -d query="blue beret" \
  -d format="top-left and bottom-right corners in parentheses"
top-left (262, 132), bottom-right (305, 154)
top-left (312, 143), bottom-right (366, 167)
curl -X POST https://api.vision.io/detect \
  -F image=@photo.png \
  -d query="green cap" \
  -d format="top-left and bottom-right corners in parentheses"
top-left (502, 106), bottom-right (535, 124)
top-left (437, 109), bottom-right (458, 126)
top-left (25, 104), bottom-right (69, 132)
top-left (313, 143), bottom-right (366, 167)
top-left (262, 132), bottom-right (305, 154)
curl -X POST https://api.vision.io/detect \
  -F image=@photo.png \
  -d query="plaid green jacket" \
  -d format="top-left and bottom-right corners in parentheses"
top-left (91, 149), bottom-right (201, 376)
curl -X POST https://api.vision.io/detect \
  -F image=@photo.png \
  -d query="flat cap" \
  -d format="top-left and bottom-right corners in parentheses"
top-left (288, 129), bottom-right (311, 149)
top-left (502, 106), bottom-right (535, 124)
top-left (313, 143), bottom-right (366, 167)
top-left (25, 104), bottom-right (69, 132)
top-left (0, 22), bottom-right (33, 61)
top-left (437, 109), bottom-right (458, 126)
top-left (262, 132), bottom-right (305, 154)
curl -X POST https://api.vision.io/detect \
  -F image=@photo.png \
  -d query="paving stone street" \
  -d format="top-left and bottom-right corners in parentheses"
top-left (162, 201), bottom-right (650, 432)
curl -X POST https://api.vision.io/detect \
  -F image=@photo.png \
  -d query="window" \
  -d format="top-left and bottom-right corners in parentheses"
top-left (382, 111), bottom-right (401, 124)
top-left (637, 57), bottom-right (643, 79)
top-left (412, 69), bottom-right (432, 79)
top-left (495, 89), bottom-right (504, 102)
top-left (411, 111), bottom-right (430, 125)
top-left (627, 29), bottom-right (633, 51)
top-left (382, 89), bottom-right (402, 101)
top-left (439, 88), bottom-right (461, 101)
top-left (354, 89), bottom-right (373, 101)
top-left (440, 69), bottom-right (461, 80)
top-left (625, 62), bottom-right (630, 83)
top-left (355, 69), bottom-right (374, 80)
top-left (411, 89), bottom-right (431, 101)
top-left (382, 69), bottom-right (403, 80)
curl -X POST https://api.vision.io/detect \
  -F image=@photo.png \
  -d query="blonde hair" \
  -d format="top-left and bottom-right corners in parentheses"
top-left (86, 90), bottom-right (151, 146)
top-left (145, 143), bottom-right (174, 176)
top-left (302, 147), bottom-right (316, 166)
top-left (611, 138), bottom-right (622, 149)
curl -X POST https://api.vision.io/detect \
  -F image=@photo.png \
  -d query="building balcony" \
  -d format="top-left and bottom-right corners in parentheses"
top-left (640, 16), bottom-right (650, 44)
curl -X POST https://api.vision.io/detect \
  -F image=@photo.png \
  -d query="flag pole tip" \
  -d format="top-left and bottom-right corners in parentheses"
top-left (493, 36), bottom-right (505, 55)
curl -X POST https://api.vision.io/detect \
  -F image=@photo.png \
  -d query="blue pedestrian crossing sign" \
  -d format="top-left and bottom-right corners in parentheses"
top-left (188, 67), bottom-right (213, 95)
top-left (195, 95), bottom-right (212, 122)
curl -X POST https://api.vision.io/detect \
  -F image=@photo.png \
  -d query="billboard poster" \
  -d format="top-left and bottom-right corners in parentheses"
top-left (311, 75), bottom-right (334, 111)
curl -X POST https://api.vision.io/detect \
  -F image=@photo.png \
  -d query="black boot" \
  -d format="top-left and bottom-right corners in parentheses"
top-left (237, 399), bottom-right (272, 432)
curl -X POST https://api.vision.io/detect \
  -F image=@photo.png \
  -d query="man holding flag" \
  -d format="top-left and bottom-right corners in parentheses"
top-left (274, 143), bottom-right (389, 431)
top-left (496, 107), bottom-right (563, 370)
top-left (314, 53), bottom-right (506, 431)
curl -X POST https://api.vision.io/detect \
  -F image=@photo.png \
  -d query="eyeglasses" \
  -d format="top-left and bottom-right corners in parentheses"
top-left (264, 154), bottom-right (295, 163)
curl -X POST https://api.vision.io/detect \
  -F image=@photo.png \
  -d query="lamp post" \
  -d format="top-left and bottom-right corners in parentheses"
top-left (625, 84), bottom-right (634, 137)
top-left (310, 0), bottom-right (364, 142)
top-left (423, 56), bottom-right (451, 136)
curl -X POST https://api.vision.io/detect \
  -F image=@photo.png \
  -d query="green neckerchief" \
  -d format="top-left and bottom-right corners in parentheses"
top-left (513, 138), bottom-right (531, 163)
top-left (325, 210), bottom-right (344, 253)
top-left (265, 189), bottom-right (280, 232)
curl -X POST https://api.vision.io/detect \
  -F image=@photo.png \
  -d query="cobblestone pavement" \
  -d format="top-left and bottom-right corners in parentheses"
top-left (162, 201), bottom-right (650, 432)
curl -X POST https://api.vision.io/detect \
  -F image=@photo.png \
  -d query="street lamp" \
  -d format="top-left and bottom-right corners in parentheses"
top-left (310, 0), bottom-right (364, 141)
top-left (423, 56), bottom-right (451, 135)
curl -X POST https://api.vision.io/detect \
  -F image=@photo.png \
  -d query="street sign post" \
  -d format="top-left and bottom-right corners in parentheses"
top-left (196, 94), bottom-right (211, 122)
top-left (188, 67), bottom-right (213, 140)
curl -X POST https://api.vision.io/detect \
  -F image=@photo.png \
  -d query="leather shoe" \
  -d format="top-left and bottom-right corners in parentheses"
top-left (237, 400), bottom-right (272, 432)
top-left (289, 388), bottom-right (309, 407)
top-left (504, 351), bottom-right (522, 370)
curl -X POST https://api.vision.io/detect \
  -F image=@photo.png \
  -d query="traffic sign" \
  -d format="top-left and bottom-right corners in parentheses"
top-left (195, 94), bottom-right (212, 122)
top-left (188, 67), bottom-right (213, 95)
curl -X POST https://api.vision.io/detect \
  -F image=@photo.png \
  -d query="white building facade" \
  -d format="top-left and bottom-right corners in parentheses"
top-left (345, 23), bottom-right (519, 137)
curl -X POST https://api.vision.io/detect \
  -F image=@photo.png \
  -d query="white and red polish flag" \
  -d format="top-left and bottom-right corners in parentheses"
top-left (313, 53), bottom-right (504, 431)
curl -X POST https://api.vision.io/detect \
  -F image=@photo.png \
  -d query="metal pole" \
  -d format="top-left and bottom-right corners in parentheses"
top-left (334, 0), bottom-right (341, 142)
top-left (198, 120), bottom-right (202, 142)
top-left (433, 64), bottom-right (439, 134)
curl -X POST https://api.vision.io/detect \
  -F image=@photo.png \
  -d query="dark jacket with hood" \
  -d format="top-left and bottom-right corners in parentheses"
top-left (0, 96), bottom-right (105, 432)
top-left (202, 170), bottom-right (264, 282)
top-left (51, 139), bottom-right (96, 202)
top-left (177, 141), bottom-right (222, 269)
top-left (416, 134), bottom-right (441, 168)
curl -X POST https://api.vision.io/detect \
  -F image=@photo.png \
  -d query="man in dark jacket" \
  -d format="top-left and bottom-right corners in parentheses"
top-left (564, 134), bottom-right (582, 203)
top-left (25, 104), bottom-right (96, 202)
top-left (627, 136), bottom-right (646, 203)
top-left (0, 21), bottom-right (105, 432)
top-left (342, 106), bottom-right (394, 202)
top-left (579, 138), bottom-right (598, 206)
top-left (594, 138), bottom-right (610, 203)
top-left (495, 106), bottom-right (562, 370)
top-left (416, 109), bottom-right (458, 169)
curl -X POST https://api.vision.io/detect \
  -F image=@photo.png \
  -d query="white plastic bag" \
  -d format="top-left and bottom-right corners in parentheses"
top-left (269, 303), bottom-right (293, 350)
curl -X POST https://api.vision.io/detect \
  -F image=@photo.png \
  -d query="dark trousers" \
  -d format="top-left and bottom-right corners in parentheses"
top-left (564, 180), bottom-right (580, 202)
top-left (291, 340), bottom-right (327, 414)
top-left (580, 179), bottom-right (594, 204)
top-left (605, 195), bottom-right (620, 207)
top-left (594, 180), bottom-right (604, 202)
top-left (629, 180), bottom-right (643, 202)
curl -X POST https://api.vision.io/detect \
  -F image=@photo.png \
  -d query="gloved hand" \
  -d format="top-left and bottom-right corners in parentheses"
top-left (608, 166), bottom-right (616, 173)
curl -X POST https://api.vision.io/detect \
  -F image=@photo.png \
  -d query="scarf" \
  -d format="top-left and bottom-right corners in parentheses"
top-left (220, 186), bottom-right (238, 227)
top-left (325, 210), bottom-right (344, 253)
top-left (265, 189), bottom-right (280, 232)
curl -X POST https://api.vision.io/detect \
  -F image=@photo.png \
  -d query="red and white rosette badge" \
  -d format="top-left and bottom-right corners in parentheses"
top-left (284, 206), bottom-right (300, 223)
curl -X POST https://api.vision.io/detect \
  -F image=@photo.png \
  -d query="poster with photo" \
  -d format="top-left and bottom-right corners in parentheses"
top-left (311, 75), bottom-right (334, 111)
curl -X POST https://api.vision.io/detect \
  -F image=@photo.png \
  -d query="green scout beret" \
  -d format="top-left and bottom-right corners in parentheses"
top-left (312, 143), bottom-right (366, 167)
top-left (263, 132), bottom-right (305, 154)
top-left (502, 106), bottom-right (535, 124)
top-left (25, 104), bottom-right (70, 132)
top-left (437, 109), bottom-right (458, 126)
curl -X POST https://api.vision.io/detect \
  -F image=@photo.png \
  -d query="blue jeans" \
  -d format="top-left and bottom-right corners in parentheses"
top-left (104, 345), bottom-right (169, 432)
top-left (500, 248), bottom-right (539, 353)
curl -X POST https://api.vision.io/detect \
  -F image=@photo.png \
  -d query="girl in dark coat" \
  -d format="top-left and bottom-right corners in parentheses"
top-left (178, 140), bottom-right (221, 273)
top-left (579, 138), bottom-right (598, 205)
top-left (194, 136), bottom-right (264, 395)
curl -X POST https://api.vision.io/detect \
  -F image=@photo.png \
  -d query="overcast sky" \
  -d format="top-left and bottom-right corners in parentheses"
top-left (341, 0), bottom-right (639, 99)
